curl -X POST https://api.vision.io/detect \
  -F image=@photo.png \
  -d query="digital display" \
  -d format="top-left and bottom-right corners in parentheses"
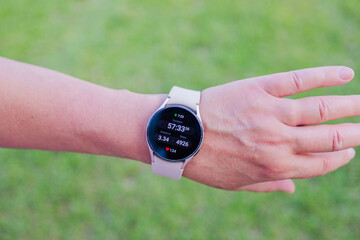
top-left (147, 105), bottom-right (203, 162)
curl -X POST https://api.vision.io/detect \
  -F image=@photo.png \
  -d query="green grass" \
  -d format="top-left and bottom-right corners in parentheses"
top-left (1, 0), bottom-right (360, 239)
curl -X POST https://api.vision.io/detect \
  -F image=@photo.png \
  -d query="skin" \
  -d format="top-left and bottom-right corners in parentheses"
top-left (0, 57), bottom-right (356, 194)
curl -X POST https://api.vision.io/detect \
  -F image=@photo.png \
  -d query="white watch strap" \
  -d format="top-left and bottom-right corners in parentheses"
top-left (166, 86), bottom-right (200, 112)
top-left (152, 155), bottom-right (184, 180)
top-left (151, 86), bottom-right (200, 180)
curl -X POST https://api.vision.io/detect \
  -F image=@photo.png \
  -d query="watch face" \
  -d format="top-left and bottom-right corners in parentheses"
top-left (147, 105), bottom-right (203, 162)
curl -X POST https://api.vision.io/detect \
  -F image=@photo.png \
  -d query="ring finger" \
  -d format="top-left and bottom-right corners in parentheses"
top-left (292, 123), bottom-right (360, 153)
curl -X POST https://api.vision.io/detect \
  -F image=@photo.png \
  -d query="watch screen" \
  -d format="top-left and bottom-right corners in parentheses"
top-left (147, 105), bottom-right (203, 162)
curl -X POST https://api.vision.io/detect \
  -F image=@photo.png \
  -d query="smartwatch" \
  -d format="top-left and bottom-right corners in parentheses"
top-left (146, 86), bottom-right (204, 180)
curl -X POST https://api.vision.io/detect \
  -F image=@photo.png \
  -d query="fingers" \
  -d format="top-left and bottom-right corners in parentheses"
top-left (281, 95), bottom-right (360, 126)
top-left (258, 66), bottom-right (354, 97)
top-left (292, 123), bottom-right (360, 153)
top-left (236, 179), bottom-right (295, 194)
top-left (291, 148), bottom-right (355, 179)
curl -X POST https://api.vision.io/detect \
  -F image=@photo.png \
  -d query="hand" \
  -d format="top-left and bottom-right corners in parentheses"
top-left (183, 66), bottom-right (356, 193)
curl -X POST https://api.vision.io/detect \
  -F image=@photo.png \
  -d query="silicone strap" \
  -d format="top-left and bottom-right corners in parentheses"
top-left (151, 86), bottom-right (201, 180)
top-left (166, 86), bottom-right (200, 112)
top-left (152, 155), bottom-right (184, 180)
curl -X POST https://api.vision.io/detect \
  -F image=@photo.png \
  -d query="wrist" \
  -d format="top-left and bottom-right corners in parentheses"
top-left (120, 90), bottom-right (167, 164)
top-left (84, 89), bottom-right (166, 164)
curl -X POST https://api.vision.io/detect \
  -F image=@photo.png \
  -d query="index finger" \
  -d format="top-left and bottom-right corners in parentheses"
top-left (258, 66), bottom-right (354, 98)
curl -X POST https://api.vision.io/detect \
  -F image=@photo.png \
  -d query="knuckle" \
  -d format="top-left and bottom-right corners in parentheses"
top-left (278, 128), bottom-right (294, 146)
top-left (284, 100), bottom-right (299, 125)
top-left (319, 70), bottom-right (326, 83)
top-left (331, 129), bottom-right (344, 151)
top-left (290, 71), bottom-right (304, 92)
top-left (258, 161), bottom-right (288, 180)
top-left (318, 98), bottom-right (329, 122)
top-left (321, 157), bottom-right (330, 176)
top-left (255, 124), bottom-right (293, 147)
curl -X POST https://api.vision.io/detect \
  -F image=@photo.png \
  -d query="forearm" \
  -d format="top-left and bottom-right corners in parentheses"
top-left (0, 57), bottom-right (165, 163)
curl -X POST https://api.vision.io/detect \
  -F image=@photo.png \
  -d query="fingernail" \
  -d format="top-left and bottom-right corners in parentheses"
top-left (284, 188), bottom-right (296, 194)
top-left (348, 148), bottom-right (356, 159)
top-left (339, 67), bottom-right (354, 81)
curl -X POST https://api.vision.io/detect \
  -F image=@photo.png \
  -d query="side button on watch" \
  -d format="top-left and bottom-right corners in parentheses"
top-left (146, 86), bottom-right (204, 180)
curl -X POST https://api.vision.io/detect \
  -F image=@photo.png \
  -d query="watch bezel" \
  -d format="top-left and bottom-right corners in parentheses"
top-left (146, 104), bottom-right (203, 162)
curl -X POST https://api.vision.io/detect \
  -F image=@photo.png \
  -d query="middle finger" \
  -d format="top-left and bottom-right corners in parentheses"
top-left (281, 95), bottom-right (360, 126)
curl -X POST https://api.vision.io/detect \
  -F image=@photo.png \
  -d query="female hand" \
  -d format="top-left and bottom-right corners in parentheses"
top-left (183, 66), bottom-right (356, 193)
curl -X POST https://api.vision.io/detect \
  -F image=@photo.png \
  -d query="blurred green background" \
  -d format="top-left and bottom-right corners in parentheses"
top-left (1, 0), bottom-right (360, 239)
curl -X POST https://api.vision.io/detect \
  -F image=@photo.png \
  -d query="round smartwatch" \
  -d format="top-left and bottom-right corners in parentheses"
top-left (146, 86), bottom-right (204, 180)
